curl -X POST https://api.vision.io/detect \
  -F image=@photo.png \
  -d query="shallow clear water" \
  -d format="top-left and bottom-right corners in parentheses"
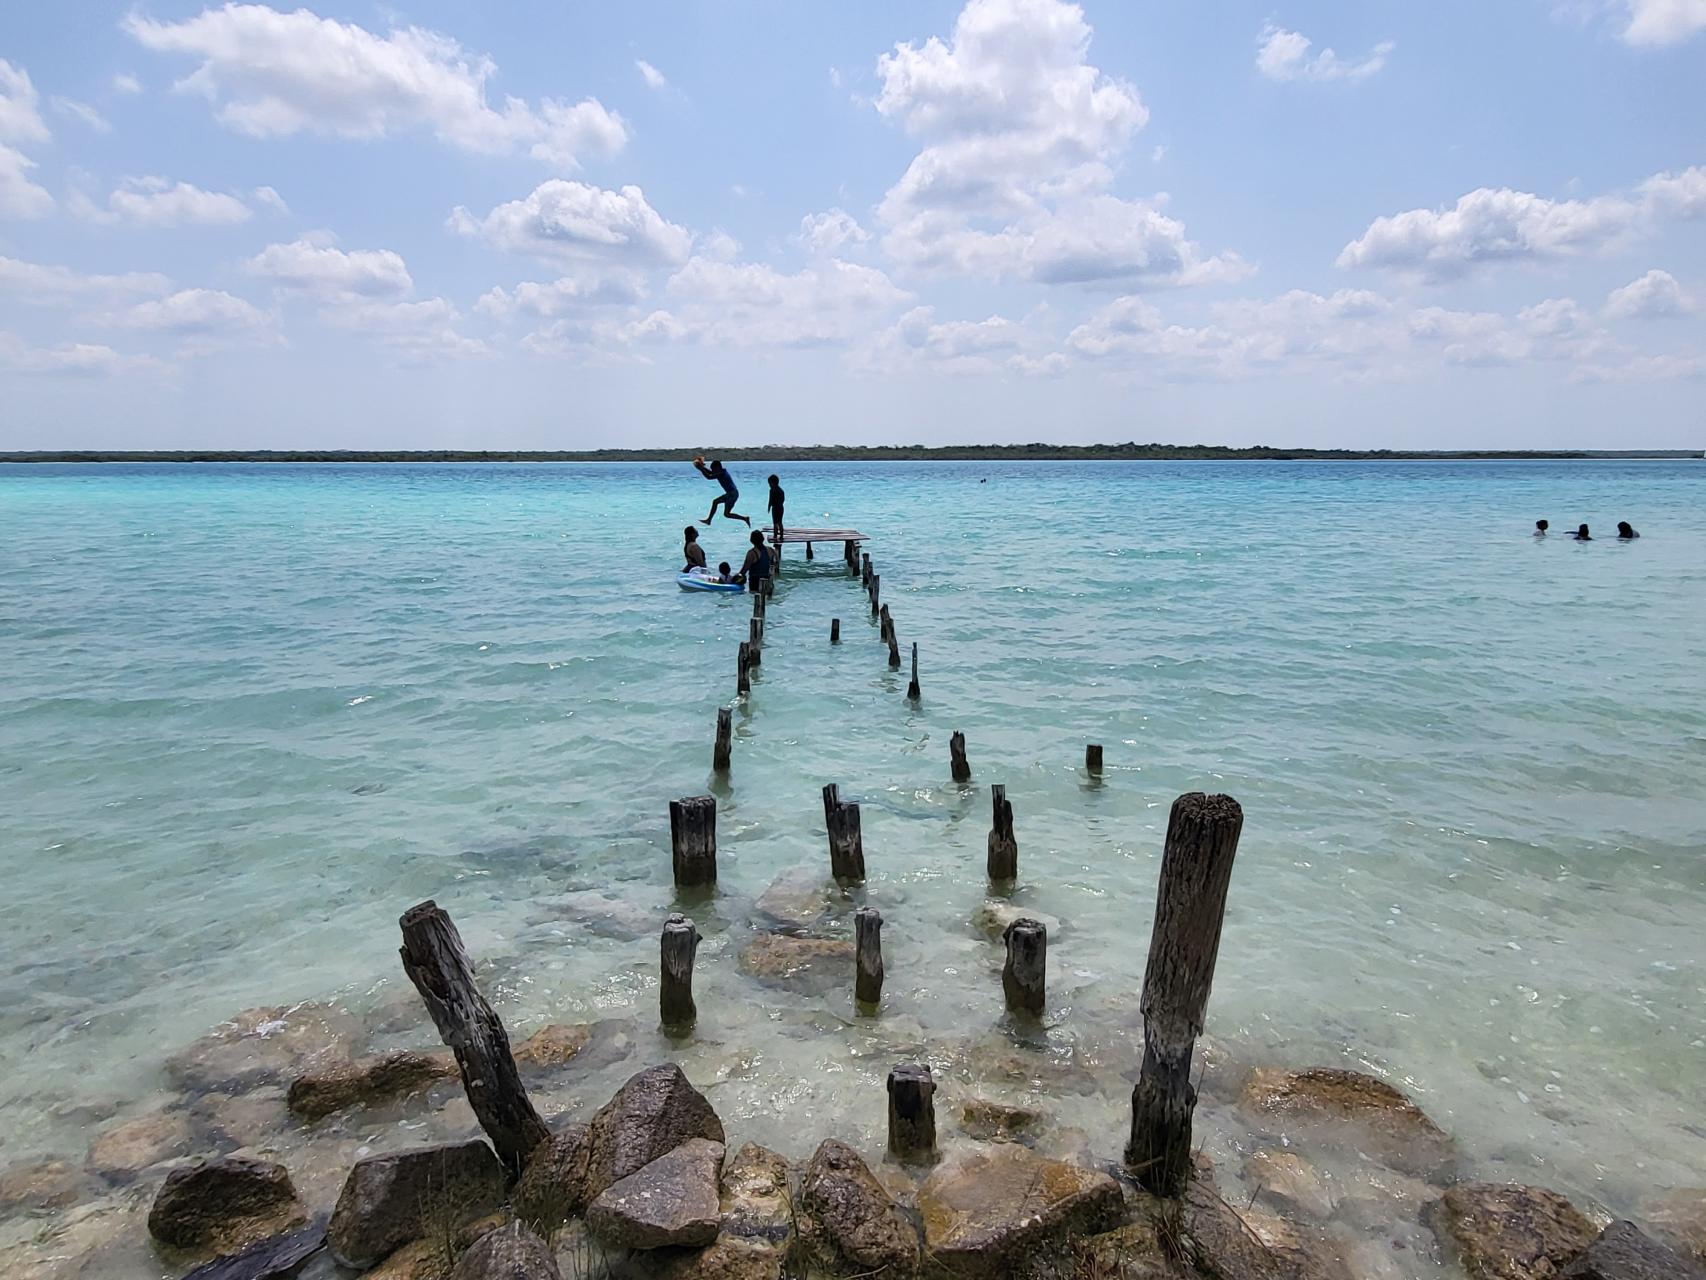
top-left (2, 460), bottom-right (1703, 1266)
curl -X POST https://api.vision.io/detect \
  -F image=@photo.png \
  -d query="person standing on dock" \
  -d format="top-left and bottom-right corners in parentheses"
top-left (767, 474), bottom-right (785, 543)
top-left (694, 458), bottom-right (751, 526)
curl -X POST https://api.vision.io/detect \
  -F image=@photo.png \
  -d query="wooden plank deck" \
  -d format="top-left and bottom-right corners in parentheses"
top-left (771, 527), bottom-right (867, 544)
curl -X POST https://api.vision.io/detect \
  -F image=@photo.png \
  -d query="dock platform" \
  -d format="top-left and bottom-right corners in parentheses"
top-left (770, 527), bottom-right (868, 546)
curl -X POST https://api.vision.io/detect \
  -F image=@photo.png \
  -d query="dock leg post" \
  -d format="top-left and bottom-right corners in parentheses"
top-left (1002, 918), bottom-right (1046, 1016)
top-left (737, 642), bottom-right (751, 696)
top-left (907, 643), bottom-right (920, 701)
top-left (855, 906), bottom-right (883, 1008)
top-left (748, 618), bottom-right (762, 664)
top-left (831, 618), bottom-right (840, 644)
top-left (949, 731), bottom-right (970, 782)
top-left (887, 1063), bottom-right (937, 1163)
top-left (806, 541), bottom-right (814, 561)
top-left (660, 913), bottom-right (699, 1029)
top-left (988, 784), bottom-right (1017, 882)
top-left (1087, 743), bottom-right (1104, 775)
top-left (713, 706), bottom-right (732, 772)
top-left (669, 795), bottom-right (718, 888)
top-left (822, 783), bottom-right (866, 883)
top-left (869, 575), bottom-right (879, 618)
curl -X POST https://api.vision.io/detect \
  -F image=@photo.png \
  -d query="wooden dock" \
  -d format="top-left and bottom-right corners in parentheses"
top-left (769, 526), bottom-right (867, 546)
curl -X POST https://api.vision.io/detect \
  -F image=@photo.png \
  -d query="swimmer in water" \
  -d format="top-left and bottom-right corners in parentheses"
top-left (1572, 524), bottom-right (1592, 540)
top-left (1534, 519), bottom-right (1549, 536)
top-left (735, 529), bottom-right (773, 592)
top-left (682, 525), bottom-right (707, 573)
top-left (1617, 521), bottom-right (1639, 539)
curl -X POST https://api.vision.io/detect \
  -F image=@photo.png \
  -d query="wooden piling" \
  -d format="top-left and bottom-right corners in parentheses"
top-left (660, 913), bottom-right (699, 1029)
top-left (668, 795), bottom-right (718, 888)
top-left (949, 731), bottom-right (970, 782)
top-left (831, 618), bottom-right (841, 644)
top-left (713, 707), bottom-right (732, 772)
top-left (987, 784), bottom-right (1017, 881)
top-left (1125, 792), bottom-right (1244, 1197)
top-left (1002, 918), bottom-right (1046, 1016)
top-left (861, 553), bottom-right (872, 585)
top-left (907, 642), bottom-right (920, 701)
top-left (822, 783), bottom-right (865, 883)
top-left (748, 618), bottom-right (762, 664)
top-left (888, 634), bottom-right (901, 669)
top-left (1086, 743), bottom-right (1104, 775)
top-left (806, 541), bottom-right (814, 561)
top-left (886, 1063), bottom-right (937, 1163)
top-left (869, 574), bottom-right (880, 618)
top-left (737, 642), bottom-right (751, 696)
top-left (855, 906), bottom-right (884, 1007)
top-left (399, 900), bottom-right (548, 1177)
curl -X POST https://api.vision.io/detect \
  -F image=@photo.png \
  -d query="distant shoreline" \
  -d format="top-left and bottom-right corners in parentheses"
top-left (2, 445), bottom-right (1700, 464)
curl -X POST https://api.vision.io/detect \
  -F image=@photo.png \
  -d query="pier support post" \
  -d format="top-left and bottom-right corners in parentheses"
top-left (669, 795), bottom-right (718, 888)
top-left (831, 618), bottom-right (840, 644)
top-left (737, 642), bottom-right (751, 697)
top-left (869, 575), bottom-right (880, 618)
top-left (1126, 792), bottom-right (1244, 1197)
top-left (806, 541), bottom-right (814, 561)
top-left (399, 901), bottom-right (548, 1178)
top-left (879, 604), bottom-right (892, 642)
top-left (861, 553), bottom-right (871, 586)
top-left (855, 906), bottom-right (884, 1008)
top-left (660, 914), bottom-right (700, 1029)
top-left (1086, 743), bottom-right (1104, 775)
top-left (822, 784), bottom-right (865, 883)
top-left (888, 634), bottom-right (902, 669)
top-left (713, 707), bottom-right (732, 772)
top-left (987, 784), bottom-right (1017, 882)
top-left (907, 643), bottom-right (920, 701)
top-left (1002, 918), bottom-right (1046, 1016)
top-left (748, 618), bottom-right (763, 664)
top-left (887, 1063), bottom-right (937, 1163)
top-left (949, 731), bottom-right (970, 782)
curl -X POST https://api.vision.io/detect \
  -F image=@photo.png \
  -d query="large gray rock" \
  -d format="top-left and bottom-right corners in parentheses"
top-left (147, 1156), bottom-right (307, 1255)
top-left (513, 1124), bottom-right (591, 1233)
top-left (287, 1050), bottom-right (456, 1120)
top-left (917, 1143), bottom-right (1123, 1275)
top-left (327, 1140), bottom-right (508, 1269)
top-left (797, 1139), bottom-right (919, 1275)
top-left (1240, 1066), bottom-right (1455, 1180)
top-left (1425, 1182), bottom-right (1599, 1280)
top-left (450, 1221), bottom-right (562, 1280)
top-left (1643, 1190), bottom-right (1706, 1264)
top-left (1561, 1221), bottom-right (1706, 1280)
top-left (165, 1004), bottom-right (362, 1093)
top-left (587, 1138), bottom-right (724, 1250)
top-left (581, 1065), bottom-right (725, 1203)
top-left (645, 1144), bottom-right (795, 1280)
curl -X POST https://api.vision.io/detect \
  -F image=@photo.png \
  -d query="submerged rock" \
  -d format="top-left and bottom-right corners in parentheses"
top-left (754, 865), bottom-right (832, 934)
top-left (147, 1155), bottom-right (307, 1254)
top-left (85, 1109), bottom-right (193, 1179)
top-left (1424, 1182), bottom-right (1598, 1280)
top-left (581, 1064), bottom-right (725, 1204)
top-left (797, 1139), bottom-right (919, 1275)
top-left (1244, 1149), bottom-right (1335, 1222)
top-left (533, 890), bottom-right (661, 941)
top-left (587, 1138), bottom-right (724, 1250)
top-left (1643, 1189), bottom-right (1706, 1263)
top-left (512, 1024), bottom-right (591, 1071)
top-left (958, 1098), bottom-right (1044, 1143)
top-left (1562, 1220), bottom-right (1706, 1280)
top-left (179, 1218), bottom-right (326, 1280)
top-left (737, 934), bottom-right (855, 990)
top-left (514, 1124), bottom-right (591, 1234)
top-left (970, 900), bottom-right (1061, 941)
top-left (1239, 1066), bottom-right (1454, 1179)
top-left (287, 1049), bottom-right (457, 1120)
top-left (0, 1157), bottom-right (88, 1213)
top-left (450, 1221), bottom-right (562, 1280)
top-left (165, 1004), bottom-right (362, 1093)
top-left (192, 1088), bottom-right (290, 1150)
top-left (326, 1139), bottom-right (508, 1270)
top-left (917, 1142), bottom-right (1123, 1275)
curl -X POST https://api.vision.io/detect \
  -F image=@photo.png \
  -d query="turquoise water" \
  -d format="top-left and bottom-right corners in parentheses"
top-left (2, 460), bottom-right (1703, 1263)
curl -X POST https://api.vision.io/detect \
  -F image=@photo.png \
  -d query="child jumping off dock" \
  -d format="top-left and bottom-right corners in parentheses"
top-left (694, 458), bottom-right (751, 526)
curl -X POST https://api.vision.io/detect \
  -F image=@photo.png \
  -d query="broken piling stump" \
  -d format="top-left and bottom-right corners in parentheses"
top-left (748, 618), bottom-right (762, 664)
top-left (822, 784), bottom-right (866, 883)
top-left (669, 795), bottom-right (718, 888)
top-left (855, 906), bottom-right (884, 1008)
top-left (713, 707), bottom-right (732, 772)
top-left (1086, 743), bottom-right (1103, 774)
top-left (830, 618), bottom-right (840, 644)
top-left (1002, 918), bottom-right (1046, 1016)
top-left (737, 642), bottom-right (751, 696)
top-left (1126, 792), bottom-right (1244, 1197)
top-left (987, 784), bottom-right (1017, 882)
top-left (887, 1063), bottom-right (937, 1163)
top-left (907, 643), bottom-right (920, 701)
top-left (949, 731), bottom-right (970, 782)
top-left (660, 914), bottom-right (700, 1029)
top-left (399, 900), bottom-right (548, 1178)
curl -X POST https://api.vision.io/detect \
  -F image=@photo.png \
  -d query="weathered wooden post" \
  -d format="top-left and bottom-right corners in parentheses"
top-left (399, 901), bottom-right (547, 1177)
top-left (822, 783), bottom-right (865, 883)
top-left (869, 574), bottom-right (880, 618)
top-left (888, 634), bottom-right (902, 669)
top-left (713, 707), bottom-right (732, 772)
top-left (907, 643), bottom-right (920, 701)
top-left (660, 913), bottom-right (699, 1029)
top-left (887, 1063), bottom-right (937, 1162)
top-left (806, 541), bottom-right (814, 561)
top-left (855, 906), bottom-right (883, 1008)
top-left (669, 795), bottom-right (717, 888)
top-left (737, 642), bottom-right (751, 696)
top-left (1086, 743), bottom-right (1104, 775)
top-left (1126, 792), bottom-right (1244, 1197)
top-left (1002, 918), bottom-right (1046, 1016)
top-left (879, 603), bottom-right (891, 641)
top-left (987, 784), bottom-right (1017, 881)
top-left (861, 553), bottom-right (872, 585)
top-left (748, 618), bottom-right (762, 665)
top-left (844, 539), bottom-right (856, 566)
top-left (949, 731), bottom-right (970, 782)
top-left (830, 618), bottom-right (841, 644)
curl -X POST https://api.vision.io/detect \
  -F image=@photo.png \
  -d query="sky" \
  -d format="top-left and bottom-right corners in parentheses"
top-left (1, 0), bottom-right (1703, 450)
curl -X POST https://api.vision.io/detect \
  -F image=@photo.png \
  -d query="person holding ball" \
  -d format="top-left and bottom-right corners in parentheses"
top-left (693, 457), bottom-right (751, 526)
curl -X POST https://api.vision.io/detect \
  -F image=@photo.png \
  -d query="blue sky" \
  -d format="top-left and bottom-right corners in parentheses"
top-left (1, 0), bottom-right (1702, 449)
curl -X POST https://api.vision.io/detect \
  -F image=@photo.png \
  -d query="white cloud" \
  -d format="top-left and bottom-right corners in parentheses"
top-left (639, 256), bottom-right (913, 348)
top-left (854, 304), bottom-right (1037, 375)
top-left (51, 97), bottom-right (112, 134)
top-left (452, 181), bottom-right (693, 273)
top-left (797, 209), bottom-right (870, 255)
top-left (245, 235), bottom-right (413, 300)
top-left (1639, 165), bottom-right (1706, 217)
top-left (0, 255), bottom-right (172, 305)
top-left (0, 331), bottom-right (161, 376)
top-left (79, 176), bottom-right (256, 227)
top-left (0, 59), bottom-right (49, 145)
top-left (1621, 0), bottom-right (1706, 44)
top-left (1605, 268), bottom-right (1694, 318)
top-left (321, 297), bottom-right (491, 362)
top-left (636, 60), bottom-right (668, 91)
top-left (476, 272), bottom-right (647, 320)
top-left (106, 287), bottom-right (277, 341)
top-left (252, 185), bottom-right (289, 214)
top-left (0, 145), bottom-right (53, 219)
top-left (113, 73), bottom-right (143, 95)
top-left (871, 0), bottom-right (1238, 289)
top-left (125, 4), bottom-right (628, 168)
top-left (1255, 24), bottom-right (1393, 83)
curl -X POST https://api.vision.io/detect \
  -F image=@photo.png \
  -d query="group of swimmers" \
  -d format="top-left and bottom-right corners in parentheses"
top-left (1534, 520), bottom-right (1639, 541)
top-left (681, 459), bottom-right (785, 590)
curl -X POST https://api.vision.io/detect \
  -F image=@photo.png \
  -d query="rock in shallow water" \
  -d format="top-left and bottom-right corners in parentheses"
top-left (1239, 1066), bottom-right (1455, 1180)
top-left (587, 1138), bottom-right (724, 1250)
top-left (797, 1139), bottom-right (919, 1275)
top-left (450, 1221), bottom-right (562, 1280)
top-left (581, 1064), bottom-right (725, 1205)
top-left (1243, 1148), bottom-right (1335, 1222)
top-left (327, 1139), bottom-right (508, 1270)
top-left (643, 1144), bottom-right (796, 1280)
top-left (737, 935), bottom-right (855, 990)
top-left (0, 1157), bottom-right (89, 1213)
top-left (287, 1049), bottom-right (457, 1120)
top-left (958, 1098), bottom-right (1044, 1143)
top-left (165, 1004), bottom-right (362, 1093)
top-left (1561, 1220), bottom-right (1706, 1280)
top-left (147, 1155), bottom-right (307, 1254)
top-left (917, 1142), bottom-right (1123, 1276)
top-left (85, 1109), bottom-right (193, 1179)
top-left (512, 1024), bottom-right (591, 1071)
top-left (1424, 1181), bottom-right (1599, 1280)
top-left (753, 865), bottom-right (832, 934)
top-left (514, 1124), bottom-right (591, 1234)
top-left (1642, 1189), bottom-right (1706, 1264)
top-left (179, 1218), bottom-right (327, 1280)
